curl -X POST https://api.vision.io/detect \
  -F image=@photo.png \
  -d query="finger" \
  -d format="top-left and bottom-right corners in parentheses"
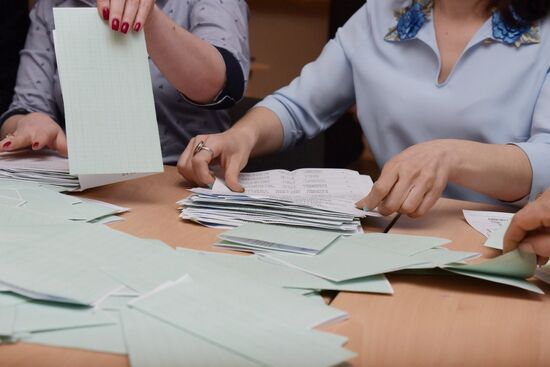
top-left (0, 137), bottom-right (14, 151)
top-left (224, 156), bottom-right (245, 193)
top-left (377, 174), bottom-right (416, 216)
top-left (120, 0), bottom-right (139, 34)
top-left (356, 169), bottom-right (398, 211)
top-left (409, 178), bottom-right (446, 218)
top-left (109, 0), bottom-right (125, 31)
top-left (399, 184), bottom-right (428, 216)
top-left (519, 231), bottom-right (550, 258)
top-left (3, 130), bottom-right (32, 151)
top-left (191, 150), bottom-right (216, 187)
top-left (52, 130), bottom-right (68, 156)
top-left (503, 203), bottom-right (546, 252)
top-left (97, 0), bottom-right (111, 21)
top-left (30, 129), bottom-right (50, 151)
top-left (133, 0), bottom-right (155, 32)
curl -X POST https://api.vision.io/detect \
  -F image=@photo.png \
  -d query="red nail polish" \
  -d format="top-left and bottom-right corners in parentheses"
top-left (32, 142), bottom-right (39, 149)
top-left (112, 18), bottom-right (120, 31)
top-left (102, 7), bottom-right (109, 21)
top-left (121, 22), bottom-right (129, 34)
top-left (134, 22), bottom-right (142, 32)
top-left (3, 142), bottom-right (11, 149)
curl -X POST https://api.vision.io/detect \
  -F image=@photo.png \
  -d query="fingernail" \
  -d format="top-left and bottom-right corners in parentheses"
top-left (32, 142), bottom-right (39, 149)
top-left (102, 7), bottom-right (109, 21)
top-left (112, 18), bottom-right (120, 31)
top-left (134, 22), bottom-right (142, 32)
top-left (2, 142), bottom-right (11, 149)
top-left (121, 22), bottom-right (129, 34)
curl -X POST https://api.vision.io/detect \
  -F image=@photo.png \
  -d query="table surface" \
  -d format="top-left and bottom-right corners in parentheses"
top-left (323, 198), bottom-right (550, 366)
top-left (1, 167), bottom-right (548, 366)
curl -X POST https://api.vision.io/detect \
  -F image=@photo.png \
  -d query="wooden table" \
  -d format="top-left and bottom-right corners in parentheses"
top-left (323, 198), bottom-right (550, 366)
top-left (0, 166), bottom-right (390, 366)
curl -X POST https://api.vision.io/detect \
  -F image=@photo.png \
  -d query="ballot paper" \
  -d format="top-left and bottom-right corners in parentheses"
top-left (213, 169), bottom-right (373, 216)
top-left (52, 7), bottom-right (162, 185)
top-left (443, 250), bottom-right (543, 294)
top-left (218, 222), bottom-right (342, 255)
top-left (463, 209), bottom-right (514, 249)
top-left (130, 277), bottom-right (355, 367)
top-left (179, 169), bottom-right (374, 232)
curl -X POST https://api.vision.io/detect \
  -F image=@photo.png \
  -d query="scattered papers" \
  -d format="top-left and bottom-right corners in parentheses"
top-left (218, 222), bottom-right (341, 255)
top-left (463, 209), bottom-right (514, 250)
top-left (179, 169), bottom-right (376, 232)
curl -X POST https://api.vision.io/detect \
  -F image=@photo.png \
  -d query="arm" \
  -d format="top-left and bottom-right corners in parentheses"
top-left (177, 6), bottom-right (365, 189)
top-left (97, 0), bottom-right (249, 105)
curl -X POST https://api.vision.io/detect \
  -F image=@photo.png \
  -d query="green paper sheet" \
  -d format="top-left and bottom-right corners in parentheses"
top-left (14, 302), bottom-right (116, 333)
top-left (0, 305), bottom-right (16, 336)
top-left (130, 278), bottom-right (355, 367)
top-left (443, 250), bottom-right (543, 294)
top-left (53, 8), bottom-right (163, 175)
top-left (219, 222), bottom-right (341, 255)
top-left (264, 234), bottom-right (427, 282)
top-left (121, 308), bottom-right (258, 367)
top-left (177, 248), bottom-right (394, 294)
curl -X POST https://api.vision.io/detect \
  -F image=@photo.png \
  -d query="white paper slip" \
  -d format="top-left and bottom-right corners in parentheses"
top-left (212, 168), bottom-right (372, 217)
top-left (53, 8), bottom-right (163, 176)
top-left (463, 210), bottom-right (514, 238)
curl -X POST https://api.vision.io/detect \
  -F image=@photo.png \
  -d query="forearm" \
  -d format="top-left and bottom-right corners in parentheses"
top-left (144, 6), bottom-right (225, 104)
top-left (231, 107), bottom-right (285, 157)
top-left (449, 140), bottom-right (532, 202)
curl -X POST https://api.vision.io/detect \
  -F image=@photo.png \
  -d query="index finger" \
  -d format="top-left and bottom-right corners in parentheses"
top-left (191, 148), bottom-right (217, 187)
top-left (356, 170), bottom-right (398, 212)
top-left (503, 203), bottom-right (544, 252)
top-left (97, 0), bottom-right (111, 20)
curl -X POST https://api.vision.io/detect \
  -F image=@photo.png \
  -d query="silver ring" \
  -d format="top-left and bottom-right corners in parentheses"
top-left (193, 140), bottom-right (214, 156)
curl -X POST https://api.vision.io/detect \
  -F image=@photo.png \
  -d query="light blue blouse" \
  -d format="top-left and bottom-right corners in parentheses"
top-left (257, 0), bottom-right (550, 205)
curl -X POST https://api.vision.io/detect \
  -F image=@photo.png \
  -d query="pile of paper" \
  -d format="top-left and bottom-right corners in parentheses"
top-left (179, 169), bottom-right (376, 232)
top-left (0, 219), bottom-right (355, 366)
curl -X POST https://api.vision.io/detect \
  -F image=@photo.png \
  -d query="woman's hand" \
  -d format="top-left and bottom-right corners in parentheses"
top-left (177, 127), bottom-right (258, 192)
top-left (97, 0), bottom-right (156, 34)
top-left (504, 189), bottom-right (550, 265)
top-left (0, 113), bottom-right (67, 156)
top-left (356, 140), bottom-right (458, 217)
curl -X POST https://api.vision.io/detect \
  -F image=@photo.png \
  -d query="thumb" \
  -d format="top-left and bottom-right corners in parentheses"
top-left (53, 130), bottom-right (68, 157)
top-left (224, 156), bottom-right (245, 193)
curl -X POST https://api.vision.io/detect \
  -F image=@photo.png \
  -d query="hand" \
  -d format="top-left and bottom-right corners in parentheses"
top-left (504, 189), bottom-right (550, 265)
top-left (356, 140), bottom-right (458, 217)
top-left (177, 128), bottom-right (257, 192)
top-left (97, 0), bottom-right (156, 34)
top-left (0, 113), bottom-right (67, 156)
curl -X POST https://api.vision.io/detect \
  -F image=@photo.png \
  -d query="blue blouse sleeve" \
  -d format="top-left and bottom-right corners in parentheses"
top-left (255, 6), bottom-right (364, 150)
top-left (186, 0), bottom-right (250, 109)
top-left (513, 70), bottom-right (550, 202)
top-left (0, 1), bottom-right (60, 125)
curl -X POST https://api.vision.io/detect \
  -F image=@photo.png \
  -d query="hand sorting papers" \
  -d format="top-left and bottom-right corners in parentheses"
top-left (0, 8), bottom-right (165, 191)
top-left (179, 168), bottom-right (376, 232)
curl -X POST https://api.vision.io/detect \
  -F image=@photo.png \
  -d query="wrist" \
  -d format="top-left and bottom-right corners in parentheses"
top-left (436, 139), bottom-right (463, 182)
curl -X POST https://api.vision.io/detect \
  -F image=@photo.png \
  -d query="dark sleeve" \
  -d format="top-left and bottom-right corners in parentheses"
top-left (180, 46), bottom-right (245, 110)
top-left (0, 1), bottom-right (30, 115)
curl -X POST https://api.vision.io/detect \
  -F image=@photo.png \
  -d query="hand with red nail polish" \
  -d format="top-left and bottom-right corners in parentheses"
top-left (0, 112), bottom-right (67, 156)
top-left (96, 0), bottom-right (156, 34)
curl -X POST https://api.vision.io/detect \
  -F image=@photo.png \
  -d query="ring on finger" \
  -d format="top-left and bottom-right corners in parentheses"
top-left (193, 140), bottom-right (214, 156)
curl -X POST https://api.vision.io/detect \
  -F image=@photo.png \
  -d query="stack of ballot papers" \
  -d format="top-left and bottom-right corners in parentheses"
top-left (179, 168), bottom-right (376, 232)
top-left (0, 7), bottom-right (165, 192)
